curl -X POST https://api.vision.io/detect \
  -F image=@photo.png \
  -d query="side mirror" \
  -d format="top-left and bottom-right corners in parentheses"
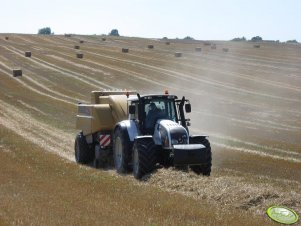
top-left (185, 103), bottom-right (191, 113)
top-left (129, 105), bottom-right (136, 114)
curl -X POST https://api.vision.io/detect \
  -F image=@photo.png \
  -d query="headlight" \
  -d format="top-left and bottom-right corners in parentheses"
top-left (171, 134), bottom-right (188, 145)
top-left (171, 139), bottom-right (178, 145)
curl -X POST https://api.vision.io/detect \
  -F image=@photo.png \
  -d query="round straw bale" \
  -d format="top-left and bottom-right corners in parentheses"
top-left (74, 45), bottom-right (80, 49)
top-left (122, 48), bottom-right (129, 53)
top-left (148, 45), bottom-right (154, 49)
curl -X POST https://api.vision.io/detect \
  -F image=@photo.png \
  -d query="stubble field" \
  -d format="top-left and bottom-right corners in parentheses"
top-left (0, 34), bottom-right (300, 225)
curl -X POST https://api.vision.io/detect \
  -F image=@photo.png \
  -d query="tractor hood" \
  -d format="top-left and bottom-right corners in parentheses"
top-left (153, 119), bottom-right (189, 148)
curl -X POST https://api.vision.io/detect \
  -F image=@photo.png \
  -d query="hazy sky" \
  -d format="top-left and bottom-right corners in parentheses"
top-left (1, 0), bottom-right (300, 41)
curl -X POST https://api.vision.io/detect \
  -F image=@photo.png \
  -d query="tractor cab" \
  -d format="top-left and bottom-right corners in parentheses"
top-left (128, 93), bottom-right (191, 135)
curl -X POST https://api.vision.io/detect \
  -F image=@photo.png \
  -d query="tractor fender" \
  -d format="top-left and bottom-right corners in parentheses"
top-left (115, 120), bottom-right (140, 142)
top-left (189, 135), bottom-right (209, 143)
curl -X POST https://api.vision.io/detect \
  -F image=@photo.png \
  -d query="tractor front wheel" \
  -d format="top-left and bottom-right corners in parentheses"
top-left (132, 139), bottom-right (157, 179)
top-left (189, 137), bottom-right (212, 176)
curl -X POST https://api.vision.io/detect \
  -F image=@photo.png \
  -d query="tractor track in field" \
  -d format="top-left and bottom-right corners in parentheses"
top-left (0, 100), bottom-right (74, 161)
top-left (22, 39), bottom-right (301, 96)
top-left (193, 110), bottom-right (301, 132)
top-left (133, 44), bottom-right (301, 73)
top-left (0, 67), bottom-right (75, 105)
top-left (0, 55), bottom-right (86, 102)
top-left (80, 47), bottom-right (301, 102)
top-left (17, 43), bottom-right (301, 118)
top-left (45, 53), bottom-right (280, 113)
top-left (85, 41), bottom-right (301, 83)
top-left (1, 99), bottom-right (300, 217)
top-left (34, 43), bottom-right (301, 109)
top-left (136, 167), bottom-right (301, 215)
top-left (4, 44), bottom-right (207, 96)
top-left (8, 39), bottom-right (300, 107)
top-left (2, 45), bottom-right (115, 90)
top-left (189, 127), bottom-right (301, 163)
top-left (209, 132), bottom-right (301, 157)
top-left (0, 62), bottom-right (79, 105)
top-left (2, 34), bottom-right (301, 223)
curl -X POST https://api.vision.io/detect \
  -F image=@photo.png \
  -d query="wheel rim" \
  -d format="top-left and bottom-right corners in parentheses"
top-left (133, 145), bottom-right (139, 176)
top-left (115, 137), bottom-right (123, 168)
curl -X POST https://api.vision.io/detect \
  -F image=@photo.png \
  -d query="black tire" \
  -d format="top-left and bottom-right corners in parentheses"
top-left (189, 136), bottom-right (212, 176)
top-left (132, 139), bottom-right (157, 179)
top-left (93, 158), bottom-right (106, 169)
top-left (113, 127), bottom-right (131, 174)
top-left (74, 132), bottom-right (94, 164)
top-left (175, 165), bottom-right (189, 172)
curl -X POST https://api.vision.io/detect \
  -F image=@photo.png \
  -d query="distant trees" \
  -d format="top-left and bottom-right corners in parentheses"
top-left (251, 36), bottom-right (262, 42)
top-left (183, 36), bottom-right (194, 40)
top-left (38, 27), bottom-right (52, 35)
top-left (232, 37), bottom-right (246, 41)
top-left (286, 39), bottom-right (298, 43)
top-left (109, 29), bottom-right (119, 36)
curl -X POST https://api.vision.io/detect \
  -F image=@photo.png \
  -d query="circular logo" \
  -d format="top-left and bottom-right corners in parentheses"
top-left (267, 206), bottom-right (299, 224)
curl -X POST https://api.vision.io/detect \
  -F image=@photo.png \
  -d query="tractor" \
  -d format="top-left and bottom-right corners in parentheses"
top-left (75, 91), bottom-right (211, 179)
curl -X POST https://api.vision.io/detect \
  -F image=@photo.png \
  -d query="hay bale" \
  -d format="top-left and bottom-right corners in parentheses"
top-left (195, 47), bottom-right (202, 52)
top-left (165, 42), bottom-right (170, 45)
top-left (122, 48), bottom-right (129, 53)
top-left (74, 45), bottom-right (80, 49)
top-left (79, 40), bottom-right (84, 44)
top-left (25, 51), bottom-right (31, 57)
top-left (102, 38), bottom-right (106, 41)
top-left (211, 44), bottom-right (217, 49)
top-left (76, 53), bottom-right (84, 58)
top-left (5, 36), bottom-right (9, 40)
top-left (223, 48), bottom-right (229, 52)
top-left (13, 69), bottom-right (22, 77)
top-left (175, 52), bottom-right (182, 57)
top-left (65, 34), bottom-right (72, 37)
top-left (148, 45), bottom-right (154, 49)
top-left (204, 42), bottom-right (211, 46)
top-left (254, 44), bottom-right (260, 48)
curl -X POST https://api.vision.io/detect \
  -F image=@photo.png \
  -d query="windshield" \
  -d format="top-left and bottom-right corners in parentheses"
top-left (144, 98), bottom-right (177, 129)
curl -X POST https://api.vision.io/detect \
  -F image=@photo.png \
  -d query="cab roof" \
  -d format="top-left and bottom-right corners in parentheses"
top-left (127, 94), bottom-right (178, 102)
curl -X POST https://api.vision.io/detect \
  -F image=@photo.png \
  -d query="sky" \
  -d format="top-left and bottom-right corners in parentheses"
top-left (1, 0), bottom-right (300, 41)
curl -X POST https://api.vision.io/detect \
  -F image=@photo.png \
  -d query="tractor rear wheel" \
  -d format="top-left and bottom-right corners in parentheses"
top-left (132, 139), bottom-right (157, 179)
top-left (189, 137), bottom-right (212, 176)
top-left (113, 127), bottom-right (130, 174)
top-left (75, 132), bottom-right (94, 164)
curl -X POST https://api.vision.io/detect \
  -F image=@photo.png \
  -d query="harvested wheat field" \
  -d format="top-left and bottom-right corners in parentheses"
top-left (0, 34), bottom-right (300, 225)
